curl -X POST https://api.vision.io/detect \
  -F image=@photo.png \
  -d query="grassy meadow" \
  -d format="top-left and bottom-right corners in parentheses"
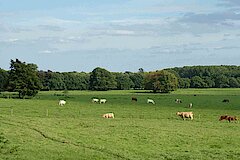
top-left (0, 89), bottom-right (240, 160)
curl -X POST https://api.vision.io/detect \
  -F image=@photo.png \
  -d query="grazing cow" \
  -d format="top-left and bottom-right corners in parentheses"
top-left (175, 99), bottom-right (182, 103)
top-left (59, 100), bottom-right (66, 106)
top-left (147, 99), bottom-right (155, 104)
top-left (219, 115), bottom-right (237, 122)
top-left (132, 97), bottom-right (137, 102)
top-left (100, 99), bottom-right (107, 104)
top-left (222, 99), bottom-right (230, 103)
top-left (189, 103), bottom-right (193, 108)
top-left (92, 98), bottom-right (99, 103)
top-left (102, 113), bottom-right (114, 118)
top-left (176, 112), bottom-right (194, 120)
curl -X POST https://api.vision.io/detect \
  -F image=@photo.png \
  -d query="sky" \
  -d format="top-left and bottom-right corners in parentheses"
top-left (0, 0), bottom-right (240, 72)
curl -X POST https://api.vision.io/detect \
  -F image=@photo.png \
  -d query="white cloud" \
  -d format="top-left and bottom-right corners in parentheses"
top-left (39, 50), bottom-right (54, 54)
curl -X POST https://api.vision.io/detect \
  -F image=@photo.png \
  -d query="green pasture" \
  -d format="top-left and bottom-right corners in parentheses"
top-left (0, 89), bottom-right (240, 160)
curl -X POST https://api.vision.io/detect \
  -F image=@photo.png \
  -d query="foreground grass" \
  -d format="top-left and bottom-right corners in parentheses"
top-left (0, 89), bottom-right (240, 159)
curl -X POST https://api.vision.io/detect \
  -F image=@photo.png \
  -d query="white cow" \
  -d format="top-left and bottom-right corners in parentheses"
top-left (189, 103), bottom-right (193, 108)
top-left (59, 100), bottom-right (66, 106)
top-left (100, 99), bottom-right (107, 104)
top-left (147, 99), bottom-right (155, 104)
top-left (175, 99), bottom-right (182, 103)
top-left (92, 98), bottom-right (99, 103)
top-left (102, 113), bottom-right (114, 118)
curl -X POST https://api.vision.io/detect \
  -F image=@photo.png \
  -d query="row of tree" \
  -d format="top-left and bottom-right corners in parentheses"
top-left (0, 59), bottom-right (240, 98)
top-left (166, 66), bottom-right (240, 88)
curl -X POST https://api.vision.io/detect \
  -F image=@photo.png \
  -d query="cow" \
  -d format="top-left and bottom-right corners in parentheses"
top-left (102, 113), bottom-right (114, 118)
top-left (100, 99), bottom-right (107, 104)
top-left (92, 98), bottom-right (99, 103)
top-left (176, 112), bottom-right (194, 120)
top-left (59, 100), bottom-right (66, 106)
top-left (132, 97), bottom-right (137, 102)
top-left (175, 99), bottom-right (182, 103)
top-left (189, 103), bottom-right (193, 108)
top-left (219, 115), bottom-right (238, 122)
top-left (147, 99), bottom-right (155, 104)
top-left (222, 99), bottom-right (230, 103)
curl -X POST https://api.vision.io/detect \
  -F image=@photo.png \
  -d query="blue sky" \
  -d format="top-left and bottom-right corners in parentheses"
top-left (0, 0), bottom-right (240, 72)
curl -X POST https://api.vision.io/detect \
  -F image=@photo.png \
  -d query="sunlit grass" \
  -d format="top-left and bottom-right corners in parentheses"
top-left (0, 89), bottom-right (240, 159)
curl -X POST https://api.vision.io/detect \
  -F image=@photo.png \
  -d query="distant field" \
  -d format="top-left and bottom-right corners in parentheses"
top-left (0, 89), bottom-right (240, 160)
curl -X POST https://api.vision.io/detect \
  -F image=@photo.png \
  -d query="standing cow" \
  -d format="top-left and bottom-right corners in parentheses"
top-left (176, 112), bottom-right (194, 120)
top-left (189, 103), bottom-right (193, 108)
top-left (102, 113), bottom-right (114, 118)
top-left (219, 115), bottom-right (238, 122)
top-left (175, 99), bottom-right (182, 103)
top-left (92, 98), bottom-right (99, 103)
top-left (147, 99), bottom-right (155, 104)
top-left (132, 97), bottom-right (137, 102)
top-left (59, 100), bottom-right (66, 106)
top-left (100, 99), bottom-right (107, 104)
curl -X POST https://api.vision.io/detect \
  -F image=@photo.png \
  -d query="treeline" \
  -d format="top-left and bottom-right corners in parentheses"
top-left (1, 60), bottom-right (240, 94)
top-left (0, 61), bottom-right (144, 92)
top-left (166, 65), bottom-right (240, 88)
top-left (37, 69), bottom-right (144, 91)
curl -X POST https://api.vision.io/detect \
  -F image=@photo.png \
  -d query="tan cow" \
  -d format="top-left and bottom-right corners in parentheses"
top-left (102, 113), bottom-right (114, 119)
top-left (176, 112), bottom-right (194, 120)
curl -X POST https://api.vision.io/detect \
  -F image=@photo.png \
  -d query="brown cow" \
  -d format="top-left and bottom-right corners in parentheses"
top-left (222, 99), bottom-right (230, 103)
top-left (132, 97), bottom-right (137, 102)
top-left (219, 115), bottom-right (237, 122)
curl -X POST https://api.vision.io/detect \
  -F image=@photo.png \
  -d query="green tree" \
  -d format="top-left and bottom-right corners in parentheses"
top-left (8, 59), bottom-right (42, 98)
top-left (48, 72), bottom-right (66, 90)
top-left (190, 76), bottom-right (207, 88)
top-left (0, 68), bottom-right (9, 91)
top-left (229, 77), bottom-right (240, 88)
top-left (129, 73), bottom-right (144, 89)
top-left (144, 70), bottom-right (178, 93)
top-left (215, 75), bottom-right (229, 88)
top-left (178, 78), bottom-right (190, 88)
top-left (115, 73), bottom-right (134, 90)
top-left (203, 76), bottom-right (215, 88)
top-left (89, 67), bottom-right (116, 91)
top-left (63, 72), bottom-right (89, 90)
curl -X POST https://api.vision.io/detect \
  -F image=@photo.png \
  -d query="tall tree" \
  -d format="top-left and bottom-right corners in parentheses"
top-left (115, 73), bottom-right (134, 90)
top-left (48, 72), bottom-right (66, 90)
top-left (144, 70), bottom-right (178, 93)
top-left (8, 59), bottom-right (42, 98)
top-left (0, 68), bottom-right (9, 91)
top-left (89, 67), bottom-right (116, 91)
top-left (129, 73), bottom-right (144, 89)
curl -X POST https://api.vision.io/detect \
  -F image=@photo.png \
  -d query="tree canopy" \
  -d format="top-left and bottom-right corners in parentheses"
top-left (144, 70), bottom-right (178, 93)
top-left (89, 67), bottom-right (116, 91)
top-left (7, 59), bottom-right (42, 98)
top-left (1, 62), bottom-right (240, 95)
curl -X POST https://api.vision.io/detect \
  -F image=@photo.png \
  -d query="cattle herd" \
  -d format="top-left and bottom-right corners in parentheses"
top-left (58, 97), bottom-right (238, 122)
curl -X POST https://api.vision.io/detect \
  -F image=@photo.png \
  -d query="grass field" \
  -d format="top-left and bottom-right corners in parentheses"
top-left (0, 89), bottom-right (240, 160)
